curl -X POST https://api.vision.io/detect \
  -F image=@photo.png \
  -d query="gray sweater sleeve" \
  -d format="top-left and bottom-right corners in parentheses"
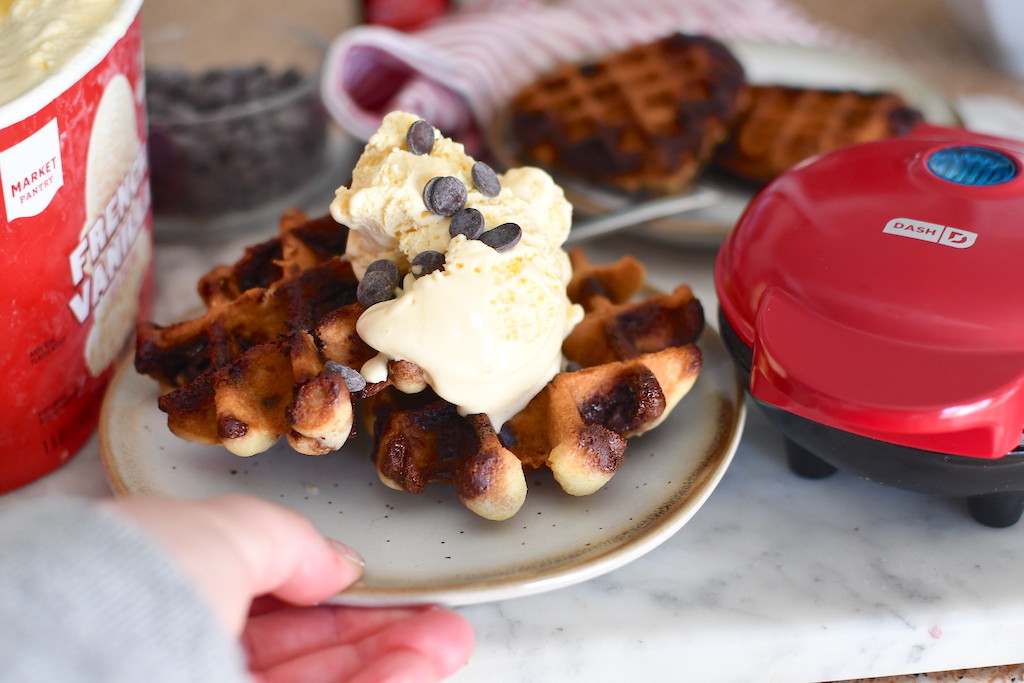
top-left (0, 496), bottom-right (249, 683)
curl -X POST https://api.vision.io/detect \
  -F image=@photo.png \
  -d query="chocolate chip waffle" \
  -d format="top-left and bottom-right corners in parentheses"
top-left (134, 210), bottom-right (377, 456)
top-left (712, 85), bottom-right (924, 183)
top-left (566, 248), bottom-right (646, 310)
top-left (367, 390), bottom-right (531, 521)
top-left (364, 249), bottom-right (704, 520)
top-left (136, 214), bottom-right (704, 520)
top-left (507, 32), bottom-right (748, 195)
top-left (196, 208), bottom-right (350, 306)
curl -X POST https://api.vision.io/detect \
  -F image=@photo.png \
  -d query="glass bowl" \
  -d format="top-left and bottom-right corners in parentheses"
top-left (144, 21), bottom-right (332, 241)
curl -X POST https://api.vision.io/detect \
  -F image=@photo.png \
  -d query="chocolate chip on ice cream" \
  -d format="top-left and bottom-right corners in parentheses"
top-left (423, 176), bottom-right (468, 216)
top-left (449, 207), bottom-right (485, 240)
top-left (357, 262), bottom-right (400, 307)
top-left (472, 161), bottom-right (501, 197)
top-left (479, 222), bottom-right (522, 252)
top-left (411, 250), bottom-right (446, 276)
top-left (406, 119), bottom-right (435, 155)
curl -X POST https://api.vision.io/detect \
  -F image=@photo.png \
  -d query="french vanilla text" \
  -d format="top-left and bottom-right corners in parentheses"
top-left (67, 143), bottom-right (149, 324)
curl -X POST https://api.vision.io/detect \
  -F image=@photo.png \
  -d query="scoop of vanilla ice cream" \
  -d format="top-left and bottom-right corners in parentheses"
top-left (332, 110), bottom-right (583, 429)
top-left (359, 236), bottom-right (582, 428)
top-left (332, 110), bottom-right (572, 278)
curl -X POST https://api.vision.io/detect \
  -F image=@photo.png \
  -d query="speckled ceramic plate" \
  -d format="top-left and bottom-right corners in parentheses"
top-left (487, 40), bottom-right (961, 248)
top-left (99, 327), bottom-right (744, 607)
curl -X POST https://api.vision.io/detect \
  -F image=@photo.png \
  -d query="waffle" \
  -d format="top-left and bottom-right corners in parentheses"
top-left (566, 248), bottom-right (646, 309)
top-left (136, 215), bottom-right (704, 520)
top-left (562, 283), bottom-right (704, 368)
top-left (366, 390), bottom-right (530, 521)
top-left (364, 249), bottom-right (704, 520)
top-left (507, 32), bottom-right (748, 195)
top-left (134, 210), bottom-right (378, 456)
top-left (196, 209), bottom-right (350, 306)
top-left (501, 345), bottom-right (702, 498)
top-left (712, 85), bottom-right (924, 183)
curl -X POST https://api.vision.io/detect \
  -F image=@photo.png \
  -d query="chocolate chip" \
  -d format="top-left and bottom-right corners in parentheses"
top-left (406, 119), bottom-right (435, 155)
top-left (218, 415), bottom-right (249, 439)
top-left (423, 176), bottom-right (467, 216)
top-left (325, 361), bottom-right (368, 393)
top-left (410, 250), bottom-right (445, 276)
top-left (449, 207), bottom-right (485, 240)
top-left (422, 176), bottom-right (439, 207)
top-left (364, 258), bottom-right (399, 282)
top-left (471, 161), bottom-right (501, 197)
top-left (479, 222), bottom-right (522, 252)
top-left (357, 269), bottom-right (398, 307)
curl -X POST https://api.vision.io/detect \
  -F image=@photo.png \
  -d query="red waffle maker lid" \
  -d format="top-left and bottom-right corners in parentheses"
top-left (715, 126), bottom-right (1024, 459)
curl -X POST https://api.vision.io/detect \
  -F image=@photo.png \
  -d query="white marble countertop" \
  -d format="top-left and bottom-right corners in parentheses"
top-left (9, 213), bottom-right (1024, 683)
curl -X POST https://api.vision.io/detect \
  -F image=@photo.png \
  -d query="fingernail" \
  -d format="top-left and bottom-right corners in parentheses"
top-left (328, 538), bottom-right (366, 568)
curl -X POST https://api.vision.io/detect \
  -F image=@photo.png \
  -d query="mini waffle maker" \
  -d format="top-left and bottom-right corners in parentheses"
top-left (715, 125), bottom-right (1024, 527)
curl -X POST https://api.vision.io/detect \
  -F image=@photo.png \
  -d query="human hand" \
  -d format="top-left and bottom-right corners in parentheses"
top-left (108, 495), bottom-right (474, 682)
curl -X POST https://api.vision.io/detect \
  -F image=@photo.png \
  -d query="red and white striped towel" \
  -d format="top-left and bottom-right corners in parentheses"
top-left (321, 0), bottom-right (851, 154)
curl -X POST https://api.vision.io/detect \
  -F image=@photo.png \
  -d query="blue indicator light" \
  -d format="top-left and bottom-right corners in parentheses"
top-left (926, 145), bottom-right (1018, 186)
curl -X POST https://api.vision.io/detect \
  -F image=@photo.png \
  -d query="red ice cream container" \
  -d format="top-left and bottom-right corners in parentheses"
top-left (0, 0), bottom-right (153, 492)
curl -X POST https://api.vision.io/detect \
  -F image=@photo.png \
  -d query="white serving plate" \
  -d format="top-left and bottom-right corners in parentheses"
top-left (99, 327), bottom-right (744, 607)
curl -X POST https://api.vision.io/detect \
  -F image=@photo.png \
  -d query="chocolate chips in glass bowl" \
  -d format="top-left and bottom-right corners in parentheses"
top-left (144, 23), bottom-right (330, 241)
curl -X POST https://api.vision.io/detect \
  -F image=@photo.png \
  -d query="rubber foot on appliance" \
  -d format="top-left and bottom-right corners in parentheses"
top-left (784, 440), bottom-right (838, 479)
top-left (967, 491), bottom-right (1024, 528)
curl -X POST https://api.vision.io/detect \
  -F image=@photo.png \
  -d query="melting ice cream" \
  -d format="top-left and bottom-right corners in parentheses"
top-left (331, 110), bottom-right (583, 429)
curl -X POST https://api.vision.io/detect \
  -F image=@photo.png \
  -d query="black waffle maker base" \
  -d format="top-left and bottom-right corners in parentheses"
top-left (719, 309), bottom-right (1024, 528)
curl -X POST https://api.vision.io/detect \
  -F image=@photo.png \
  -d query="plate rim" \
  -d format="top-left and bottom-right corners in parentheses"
top-left (100, 327), bottom-right (745, 606)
